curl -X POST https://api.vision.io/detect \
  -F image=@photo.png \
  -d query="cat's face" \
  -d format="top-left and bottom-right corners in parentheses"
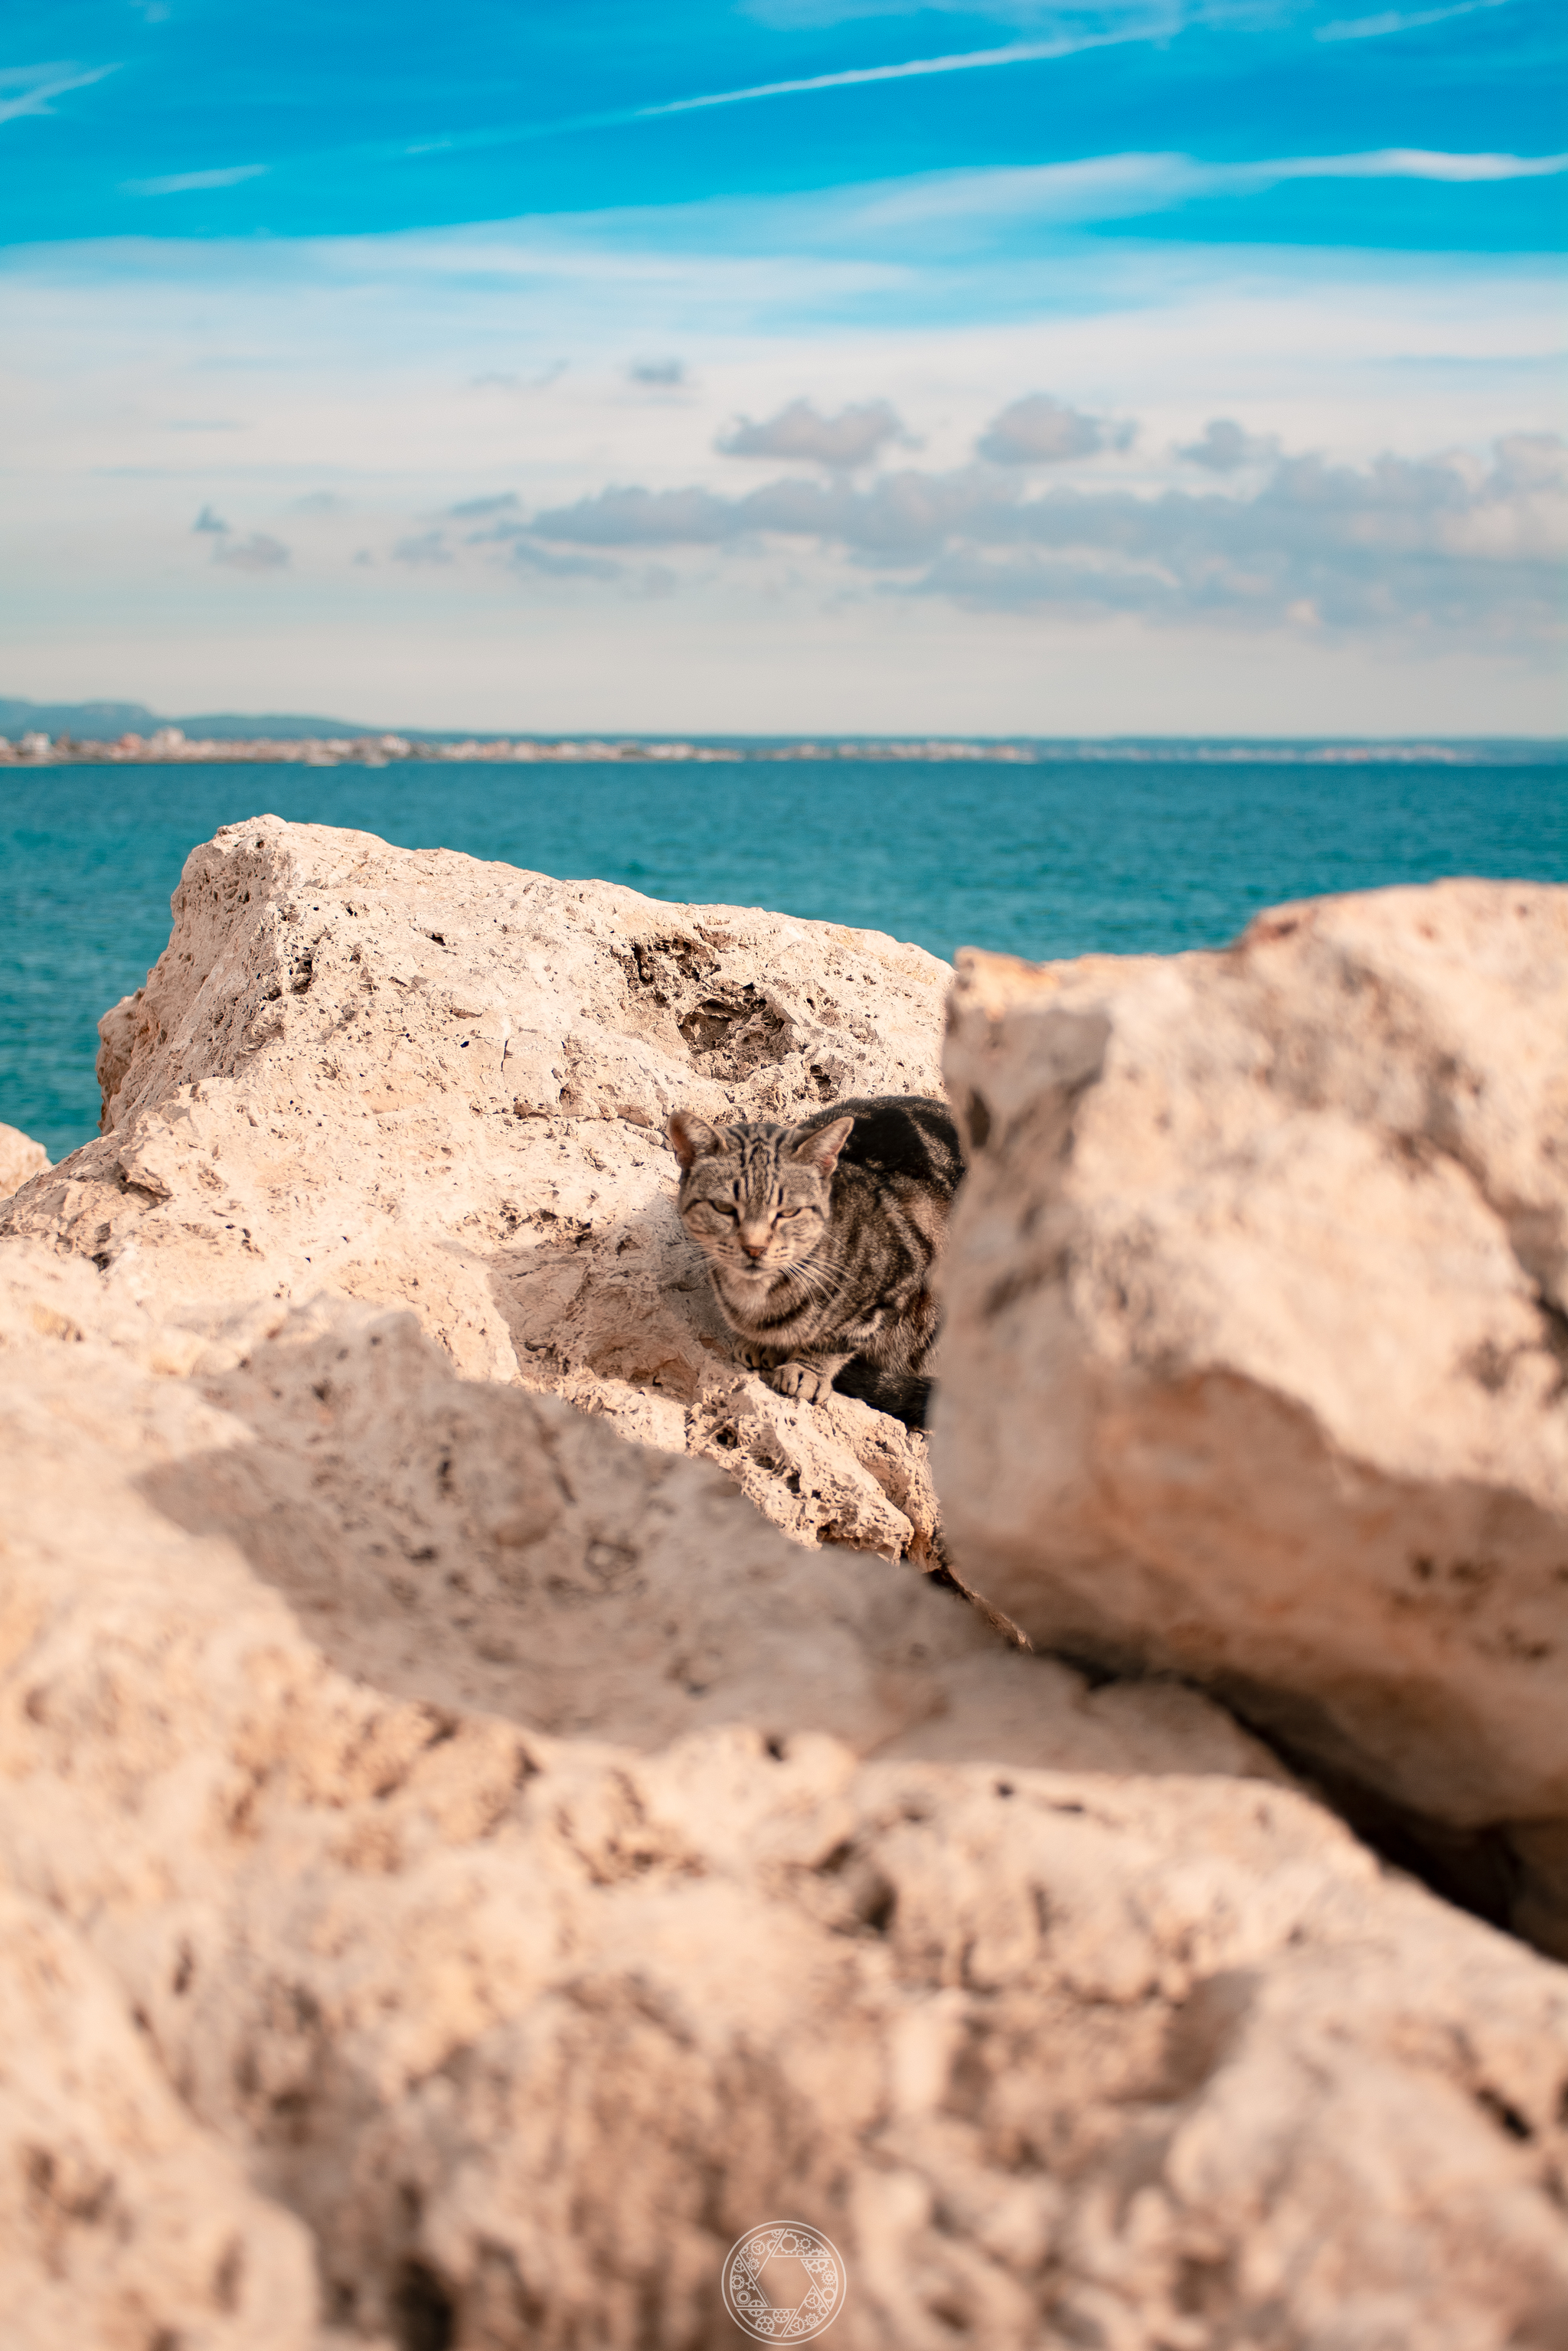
top-left (668, 1112), bottom-right (853, 1288)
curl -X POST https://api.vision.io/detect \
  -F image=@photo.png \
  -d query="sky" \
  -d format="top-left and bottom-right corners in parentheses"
top-left (1, 0), bottom-right (1563, 735)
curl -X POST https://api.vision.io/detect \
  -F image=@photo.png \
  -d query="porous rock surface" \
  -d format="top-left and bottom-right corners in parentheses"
top-left (5, 831), bottom-right (1568, 2346)
top-left (0, 1119), bottom-right (48, 1198)
top-left (936, 880), bottom-right (1568, 1948)
top-left (5, 814), bottom-right (951, 1560)
top-left (5, 1245), bottom-right (1568, 2350)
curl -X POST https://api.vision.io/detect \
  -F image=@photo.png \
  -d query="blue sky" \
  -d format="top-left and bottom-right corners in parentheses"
top-left (2, 0), bottom-right (1563, 732)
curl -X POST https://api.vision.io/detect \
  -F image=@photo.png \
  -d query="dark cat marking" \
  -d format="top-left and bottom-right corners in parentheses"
top-left (668, 1093), bottom-right (962, 1428)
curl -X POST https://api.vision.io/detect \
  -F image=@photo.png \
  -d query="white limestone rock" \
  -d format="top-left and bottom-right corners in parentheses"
top-left (2, 816), bottom-right (952, 1560)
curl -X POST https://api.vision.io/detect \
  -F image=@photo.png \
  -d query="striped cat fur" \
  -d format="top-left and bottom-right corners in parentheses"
top-left (668, 1093), bottom-right (962, 1428)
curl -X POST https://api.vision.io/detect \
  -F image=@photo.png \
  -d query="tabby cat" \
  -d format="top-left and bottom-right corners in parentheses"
top-left (668, 1094), bottom-right (962, 1427)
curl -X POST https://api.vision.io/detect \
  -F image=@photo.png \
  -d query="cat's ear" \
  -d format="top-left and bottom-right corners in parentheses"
top-left (791, 1115), bottom-right (854, 1175)
top-left (668, 1109), bottom-right (720, 1171)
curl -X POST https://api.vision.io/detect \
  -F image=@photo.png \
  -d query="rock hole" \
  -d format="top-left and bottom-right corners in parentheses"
top-left (677, 984), bottom-right (792, 1074)
top-left (211, 2237), bottom-right (245, 2313)
top-left (861, 1879), bottom-right (897, 1935)
top-left (629, 935), bottom-right (718, 1001)
top-left (390, 2259), bottom-right (456, 2351)
top-left (1537, 1292), bottom-right (1568, 1400)
top-left (1174, 2253), bottom-right (1236, 2316)
top-left (1161, 1971), bottom-right (1256, 2098)
top-left (1464, 1341), bottom-right (1512, 1396)
top-left (1476, 2087), bottom-right (1534, 2142)
top-left (942, 2030), bottom-right (991, 2122)
top-left (965, 1089), bottom-right (991, 1150)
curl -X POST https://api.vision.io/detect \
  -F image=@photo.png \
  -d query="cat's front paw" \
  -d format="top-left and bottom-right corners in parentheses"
top-left (737, 1341), bottom-right (779, 1372)
top-left (766, 1359), bottom-right (836, 1406)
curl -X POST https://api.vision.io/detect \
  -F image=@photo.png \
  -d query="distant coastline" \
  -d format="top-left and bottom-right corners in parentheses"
top-left (2, 724), bottom-right (1562, 770)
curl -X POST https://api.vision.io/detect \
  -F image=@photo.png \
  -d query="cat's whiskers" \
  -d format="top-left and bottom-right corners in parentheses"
top-left (671, 1096), bottom-right (960, 1422)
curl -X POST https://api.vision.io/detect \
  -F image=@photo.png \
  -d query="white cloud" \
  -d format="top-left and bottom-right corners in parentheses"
top-left (622, 29), bottom-right (1142, 119)
top-left (125, 164), bottom-right (269, 197)
top-left (850, 146), bottom-right (1568, 232)
top-left (449, 493), bottom-right (520, 518)
top-left (356, 21), bottom-right (1166, 177)
top-left (507, 539), bottom-right (623, 581)
top-left (0, 61), bottom-right (118, 127)
top-left (444, 22), bottom-right (1166, 156)
top-left (393, 531), bottom-right (452, 565)
top-left (1261, 148), bottom-right (1568, 184)
top-left (452, 513), bottom-right (626, 578)
top-left (742, 0), bottom-right (1147, 18)
top-left (978, 394), bottom-right (1130, 464)
top-left (213, 531), bottom-right (289, 572)
top-left (719, 397), bottom-right (905, 467)
top-left (1177, 418), bottom-right (1281, 472)
top-left (1316, 0), bottom-right (1507, 40)
top-left (2, 201), bottom-right (1562, 733)
top-left (529, 486), bottom-right (739, 546)
top-left (521, 434), bottom-right (1567, 639)
top-left (628, 358), bottom-right (686, 387)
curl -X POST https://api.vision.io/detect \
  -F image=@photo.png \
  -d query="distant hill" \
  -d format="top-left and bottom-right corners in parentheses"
top-left (0, 697), bottom-right (163, 740)
top-left (0, 697), bottom-right (378, 742)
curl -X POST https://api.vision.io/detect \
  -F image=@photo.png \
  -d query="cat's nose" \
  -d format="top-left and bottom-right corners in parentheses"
top-left (740, 1235), bottom-right (768, 1259)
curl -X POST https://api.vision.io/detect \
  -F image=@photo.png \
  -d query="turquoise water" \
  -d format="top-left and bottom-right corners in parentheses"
top-left (3, 749), bottom-right (1564, 1164)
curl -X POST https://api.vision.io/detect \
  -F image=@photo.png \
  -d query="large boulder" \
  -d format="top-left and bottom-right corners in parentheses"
top-left (3, 1243), bottom-right (1567, 2350)
top-left (935, 880), bottom-right (1568, 1947)
top-left (4, 815), bottom-right (954, 1562)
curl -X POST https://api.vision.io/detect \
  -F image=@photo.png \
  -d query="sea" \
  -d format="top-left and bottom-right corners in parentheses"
top-left (3, 742), bottom-right (1565, 1164)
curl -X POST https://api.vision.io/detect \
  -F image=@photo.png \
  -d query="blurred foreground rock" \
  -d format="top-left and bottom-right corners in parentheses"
top-left (4, 1244), bottom-right (1568, 2351)
top-left (936, 880), bottom-right (1568, 1951)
